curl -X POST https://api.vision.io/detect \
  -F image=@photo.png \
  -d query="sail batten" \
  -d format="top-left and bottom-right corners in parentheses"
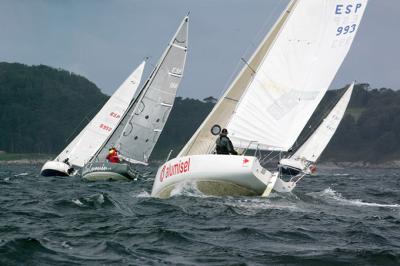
top-left (55, 61), bottom-right (145, 167)
top-left (227, 0), bottom-right (368, 151)
top-left (178, 0), bottom-right (297, 157)
top-left (179, 0), bottom-right (368, 156)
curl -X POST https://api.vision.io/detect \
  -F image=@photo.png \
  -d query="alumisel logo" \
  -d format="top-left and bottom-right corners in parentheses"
top-left (160, 158), bottom-right (191, 182)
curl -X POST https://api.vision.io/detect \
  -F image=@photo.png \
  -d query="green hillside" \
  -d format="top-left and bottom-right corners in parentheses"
top-left (0, 62), bottom-right (399, 163)
top-left (0, 62), bottom-right (108, 153)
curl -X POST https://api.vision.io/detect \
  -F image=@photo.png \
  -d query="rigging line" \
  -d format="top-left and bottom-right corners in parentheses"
top-left (64, 97), bottom-right (108, 143)
top-left (261, 151), bottom-right (281, 165)
top-left (216, 1), bottom-right (285, 101)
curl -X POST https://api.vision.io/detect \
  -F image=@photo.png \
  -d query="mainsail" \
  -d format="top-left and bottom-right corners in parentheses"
top-left (290, 83), bottom-right (354, 163)
top-left (91, 16), bottom-right (189, 164)
top-left (179, 0), bottom-right (368, 156)
top-left (55, 61), bottom-right (145, 167)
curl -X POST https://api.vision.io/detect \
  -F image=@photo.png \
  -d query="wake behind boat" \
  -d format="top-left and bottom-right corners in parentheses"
top-left (82, 16), bottom-right (189, 181)
top-left (151, 0), bottom-right (368, 198)
top-left (40, 61), bottom-right (145, 177)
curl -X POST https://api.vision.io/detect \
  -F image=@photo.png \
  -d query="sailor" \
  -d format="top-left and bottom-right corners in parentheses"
top-left (63, 158), bottom-right (71, 166)
top-left (215, 128), bottom-right (238, 155)
top-left (106, 147), bottom-right (121, 163)
top-left (63, 158), bottom-right (75, 174)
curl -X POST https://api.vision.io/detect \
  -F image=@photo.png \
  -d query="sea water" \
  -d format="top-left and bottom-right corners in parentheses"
top-left (0, 164), bottom-right (399, 265)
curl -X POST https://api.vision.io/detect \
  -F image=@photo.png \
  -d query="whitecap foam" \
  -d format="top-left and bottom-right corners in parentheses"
top-left (310, 188), bottom-right (400, 209)
top-left (61, 241), bottom-right (72, 249)
top-left (72, 199), bottom-right (84, 207)
top-left (135, 191), bottom-right (151, 198)
top-left (223, 197), bottom-right (307, 213)
top-left (96, 194), bottom-right (104, 204)
top-left (14, 172), bottom-right (29, 177)
top-left (170, 181), bottom-right (206, 198)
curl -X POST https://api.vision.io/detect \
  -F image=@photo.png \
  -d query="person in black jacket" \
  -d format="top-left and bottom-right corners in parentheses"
top-left (215, 128), bottom-right (238, 155)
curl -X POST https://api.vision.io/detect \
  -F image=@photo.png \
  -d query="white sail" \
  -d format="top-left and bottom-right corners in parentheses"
top-left (291, 83), bottom-right (354, 163)
top-left (55, 61), bottom-right (145, 167)
top-left (179, 0), bottom-right (368, 156)
top-left (92, 16), bottom-right (189, 164)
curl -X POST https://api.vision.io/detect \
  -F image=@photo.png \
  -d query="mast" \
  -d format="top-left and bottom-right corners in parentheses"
top-left (178, 0), bottom-right (298, 157)
top-left (55, 61), bottom-right (145, 167)
top-left (89, 15), bottom-right (189, 164)
top-left (180, 0), bottom-right (368, 156)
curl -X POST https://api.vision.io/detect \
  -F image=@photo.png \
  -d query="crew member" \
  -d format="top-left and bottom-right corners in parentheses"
top-left (62, 158), bottom-right (75, 175)
top-left (215, 128), bottom-right (238, 155)
top-left (63, 158), bottom-right (71, 166)
top-left (106, 147), bottom-right (121, 163)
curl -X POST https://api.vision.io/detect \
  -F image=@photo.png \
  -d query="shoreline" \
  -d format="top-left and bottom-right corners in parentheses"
top-left (0, 158), bottom-right (50, 165)
top-left (1, 157), bottom-right (399, 169)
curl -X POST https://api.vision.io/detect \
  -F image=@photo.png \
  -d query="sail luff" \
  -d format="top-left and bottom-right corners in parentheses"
top-left (178, 0), bottom-right (298, 157)
top-left (88, 61), bottom-right (155, 164)
top-left (226, 0), bottom-right (368, 151)
top-left (291, 82), bottom-right (354, 162)
top-left (117, 16), bottom-right (188, 162)
top-left (55, 61), bottom-right (145, 167)
top-left (90, 16), bottom-right (189, 164)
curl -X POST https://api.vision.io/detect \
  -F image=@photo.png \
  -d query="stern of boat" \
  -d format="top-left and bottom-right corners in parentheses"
top-left (82, 161), bottom-right (134, 181)
top-left (40, 161), bottom-right (72, 177)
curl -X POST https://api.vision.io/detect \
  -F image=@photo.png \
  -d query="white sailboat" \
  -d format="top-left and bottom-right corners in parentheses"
top-left (279, 83), bottom-right (354, 176)
top-left (82, 16), bottom-right (189, 181)
top-left (274, 83), bottom-right (354, 193)
top-left (151, 0), bottom-right (368, 198)
top-left (40, 61), bottom-right (145, 176)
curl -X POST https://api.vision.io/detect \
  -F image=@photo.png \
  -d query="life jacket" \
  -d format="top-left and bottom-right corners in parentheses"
top-left (215, 136), bottom-right (230, 155)
top-left (106, 150), bottom-right (120, 163)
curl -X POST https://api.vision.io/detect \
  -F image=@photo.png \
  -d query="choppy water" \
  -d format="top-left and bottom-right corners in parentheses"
top-left (0, 164), bottom-right (399, 265)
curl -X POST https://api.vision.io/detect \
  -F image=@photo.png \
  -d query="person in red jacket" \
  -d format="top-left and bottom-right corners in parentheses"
top-left (106, 147), bottom-right (120, 163)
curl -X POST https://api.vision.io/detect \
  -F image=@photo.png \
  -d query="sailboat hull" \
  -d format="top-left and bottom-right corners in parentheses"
top-left (151, 155), bottom-right (273, 198)
top-left (40, 161), bottom-right (72, 177)
top-left (81, 161), bottom-right (141, 181)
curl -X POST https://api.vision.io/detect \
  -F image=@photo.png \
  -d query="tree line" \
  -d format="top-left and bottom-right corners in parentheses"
top-left (0, 62), bottom-right (398, 163)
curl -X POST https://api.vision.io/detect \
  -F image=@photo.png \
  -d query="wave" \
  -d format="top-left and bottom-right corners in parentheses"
top-left (333, 173), bottom-right (350, 176)
top-left (169, 181), bottom-right (208, 198)
top-left (309, 188), bottom-right (400, 208)
top-left (70, 193), bottom-right (108, 208)
top-left (135, 191), bottom-right (151, 198)
top-left (0, 238), bottom-right (60, 264)
top-left (14, 172), bottom-right (29, 177)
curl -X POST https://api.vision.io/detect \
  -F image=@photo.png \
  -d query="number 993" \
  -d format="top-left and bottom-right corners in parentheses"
top-left (336, 24), bottom-right (357, 36)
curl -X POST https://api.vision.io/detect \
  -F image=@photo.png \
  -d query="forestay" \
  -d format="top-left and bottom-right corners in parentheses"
top-left (291, 83), bottom-right (354, 163)
top-left (179, 0), bottom-right (368, 156)
top-left (178, 0), bottom-right (297, 156)
top-left (93, 16), bottom-right (189, 164)
top-left (55, 61), bottom-right (145, 167)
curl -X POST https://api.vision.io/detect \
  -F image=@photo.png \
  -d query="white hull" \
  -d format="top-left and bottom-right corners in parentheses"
top-left (81, 161), bottom-right (142, 181)
top-left (40, 161), bottom-right (72, 177)
top-left (151, 155), bottom-right (276, 198)
top-left (273, 176), bottom-right (297, 193)
top-left (82, 171), bottom-right (128, 181)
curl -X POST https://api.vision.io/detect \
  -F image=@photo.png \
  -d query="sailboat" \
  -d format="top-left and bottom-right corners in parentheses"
top-left (151, 0), bottom-right (368, 198)
top-left (274, 83), bottom-right (354, 193)
top-left (40, 61), bottom-right (145, 177)
top-left (81, 16), bottom-right (189, 181)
